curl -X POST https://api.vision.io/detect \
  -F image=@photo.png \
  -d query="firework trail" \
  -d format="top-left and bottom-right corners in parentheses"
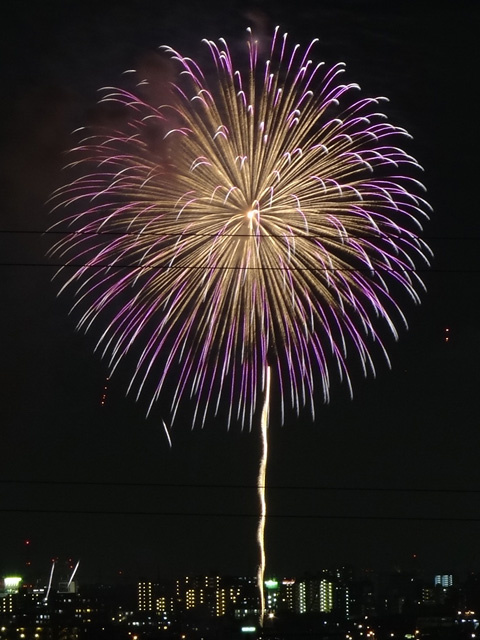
top-left (44, 559), bottom-right (56, 603)
top-left (50, 27), bottom-right (431, 621)
top-left (257, 366), bottom-right (270, 623)
top-left (67, 560), bottom-right (80, 588)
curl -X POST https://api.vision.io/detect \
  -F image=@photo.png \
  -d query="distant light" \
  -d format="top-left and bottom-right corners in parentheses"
top-left (265, 579), bottom-right (279, 589)
top-left (241, 627), bottom-right (256, 633)
top-left (4, 577), bottom-right (22, 593)
top-left (4, 577), bottom-right (22, 586)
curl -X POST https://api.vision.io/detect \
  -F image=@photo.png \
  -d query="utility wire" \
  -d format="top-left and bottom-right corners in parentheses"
top-left (0, 479), bottom-right (478, 494)
top-left (0, 230), bottom-right (477, 240)
top-left (0, 508), bottom-right (478, 522)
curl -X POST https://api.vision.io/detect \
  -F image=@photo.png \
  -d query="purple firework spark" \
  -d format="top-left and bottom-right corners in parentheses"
top-left (50, 27), bottom-right (431, 429)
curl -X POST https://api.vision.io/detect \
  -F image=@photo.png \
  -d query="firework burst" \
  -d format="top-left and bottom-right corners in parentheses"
top-left (50, 27), bottom-right (431, 429)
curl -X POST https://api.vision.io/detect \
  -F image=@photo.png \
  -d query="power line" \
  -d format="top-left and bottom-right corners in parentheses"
top-left (1, 229), bottom-right (478, 241)
top-left (0, 479), bottom-right (478, 494)
top-left (0, 507), bottom-right (477, 522)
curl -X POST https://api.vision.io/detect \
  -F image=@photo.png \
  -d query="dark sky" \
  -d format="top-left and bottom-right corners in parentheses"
top-left (1, 0), bottom-right (479, 585)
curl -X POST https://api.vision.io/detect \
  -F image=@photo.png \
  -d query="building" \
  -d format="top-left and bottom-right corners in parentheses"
top-left (176, 574), bottom-right (220, 617)
top-left (435, 574), bottom-right (453, 588)
top-left (278, 579), bottom-right (295, 612)
top-left (138, 581), bottom-right (153, 612)
top-left (295, 575), bottom-right (334, 614)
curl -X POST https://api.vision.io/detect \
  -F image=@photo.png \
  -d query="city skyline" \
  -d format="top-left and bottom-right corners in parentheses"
top-left (1, 0), bottom-right (479, 586)
top-left (3, 564), bottom-right (478, 639)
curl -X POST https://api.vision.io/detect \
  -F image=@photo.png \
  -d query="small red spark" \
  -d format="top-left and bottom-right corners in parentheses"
top-left (101, 376), bottom-right (110, 406)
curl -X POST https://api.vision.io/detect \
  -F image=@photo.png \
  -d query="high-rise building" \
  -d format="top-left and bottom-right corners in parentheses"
top-left (295, 576), bottom-right (334, 614)
top-left (264, 579), bottom-right (280, 615)
top-left (0, 594), bottom-right (14, 614)
top-left (176, 575), bottom-right (220, 616)
top-left (156, 594), bottom-right (174, 616)
top-left (319, 579), bottom-right (333, 613)
top-left (279, 579), bottom-right (295, 612)
top-left (435, 574), bottom-right (453, 588)
top-left (231, 576), bottom-right (259, 619)
top-left (138, 581), bottom-right (153, 612)
top-left (334, 584), bottom-right (349, 619)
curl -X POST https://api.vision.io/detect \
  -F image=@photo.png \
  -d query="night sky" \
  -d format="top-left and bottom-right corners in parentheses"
top-left (1, 0), bottom-right (479, 585)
